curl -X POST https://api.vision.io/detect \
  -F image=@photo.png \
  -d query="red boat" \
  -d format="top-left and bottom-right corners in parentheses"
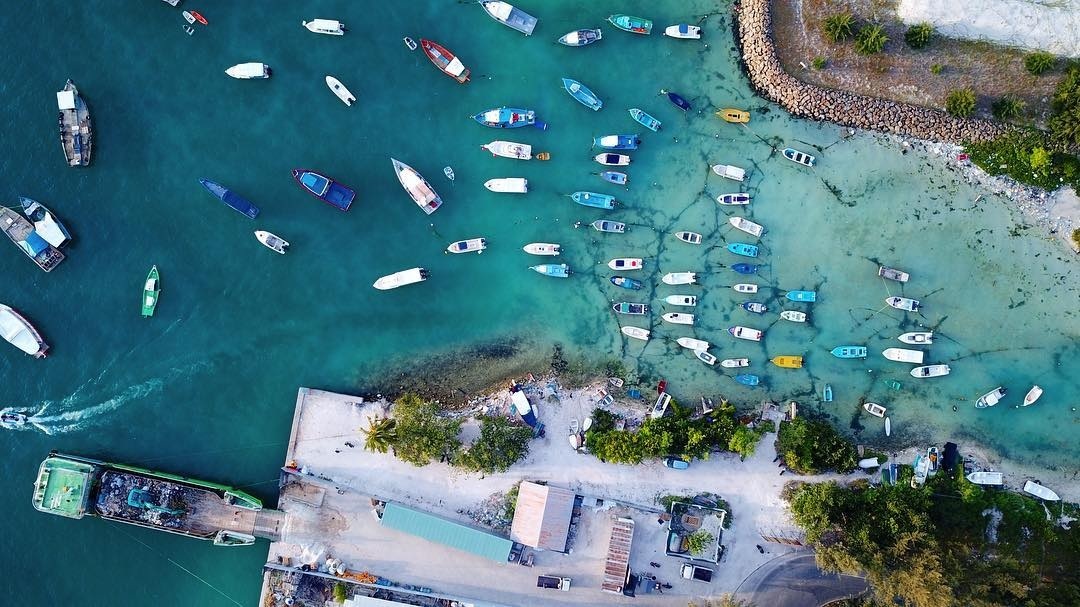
top-left (657, 379), bottom-right (667, 394)
top-left (420, 39), bottom-right (470, 84)
top-left (190, 10), bottom-right (208, 25)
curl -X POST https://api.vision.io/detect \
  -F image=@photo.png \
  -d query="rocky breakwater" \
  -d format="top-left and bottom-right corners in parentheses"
top-left (734, 0), bottom-right (1007, 144)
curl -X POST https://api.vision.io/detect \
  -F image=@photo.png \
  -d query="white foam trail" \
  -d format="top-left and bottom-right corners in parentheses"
top-left (32, 378), bottom-right (165, 425)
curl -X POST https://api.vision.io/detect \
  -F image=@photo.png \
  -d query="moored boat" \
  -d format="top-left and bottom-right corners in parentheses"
top-left (823, 384), bottom-right (833, 402)
top-left (613, 302), bottom-right (649, 315)
top-left (621, 326), bottom-right (650, 341)
top-left (898, 331), bottom-right (933, 345)
top-left (1022, 385), bottom-right (1043, 407)
top-left (593, 134), bottom-right (640, 150)
top-left (782, 147), bottom-right (816, 167)
top-left (886, 296), bottom-right (920, 312)
top-left (677, 337), bottom-right (710, 351)
top-left (717, 193), bottom-right (751, 205)
top-left (303, 19), bottom-right (346, 35)
top-left (19, 197), bottom-right (71, 248)
top-left (325, 75), bottom-right (356, 106)
top-left (831, 346), bottom-right (867, 359)
top-left (420, 39), bottom-right (470, 83)
top-left (711, 164), bottom-right (746, 181)
top-left (717, 108), bottom-right (750, 123)
top-left (883, 348), bottom-right (925, 364)
top-left (728, 326), bottom-right (763, 341)
top-left (599, 171), bottom-right (628, 185)
top-left (190, 11), bottom-right (207, 25)
top-left (722, 358), bottom-right (750, 368)
top-left (742, 301), bottom-right (767, 315)
top-left (608, 14), bottom-right (652, 34)
top-left (786, 290), bottom-right (817, 302)
top-left (0, 303), bottom-right (48, 357)
top-left (444, 166), bottom-right (455, 181)
top-left (771, 355), bottom-right (803, 369)
top-left (404, 37), bottom-right (418, 50)
top-left (484, 178), bottom-right (529, 193)
top-left (592, 220), bottom-right (626, 233)
top-left (183, 10), bottom-right (195, 24)
top-left (662, 312), bottom-right (694, 326)
top-left (479, 1), bottom-right (538, 36)
top-left (662, 272), bottom-right (697, 285)
top-left (732, 263), bottom-right (758, 275)
top-left (780, 310), bottom-right (807, 323)
top-left (373, 267), bottom-right (429, 290)
top-left (562, 78), bottom-right (603, 111)
top-left (57, 80), bottom-right (92, 167)
top-left (199, 179), bottom-right (260, 218)
top-left (558, 28), bottom-right (602, 46)
top-left (531, 263), bottom-right (570, 278)
top-left (141, 266), bottom-right (160, 317)
top-left (610, 276), bottom-right (643, 290)
top-left (727, 242), bottom-right (759, 258)
top-left (225, 63), bottom-right (270, 79)
top-left (607, 258), bottom-right (642, 270)
top-left (482, 140), bottom-right (532, 160)
top-left (473, 107), bottom-right (546, 130)
top-left (571, 191), bottom-right (616, 209)
top-left (665, 295), bottom-right (697, 307)
top-left (975, 386), bottom-right (1007, 409)
top-left (910, 364), bottom-right (949, 378)
top-left (595, 153), bottom-right (630, 166)
top-left (863, 402), bottom-right (886, 418)
top-left (735, 374), bottom-right (760, 386)
top-left (660, 89), bottom-right (691, 111)
top-left (696, 350), bottom-right (718, 365)
top-left (966, 471), bottom-right (1004, 486)
top-left (1023, 480), bottom-right (1059, 501)
top-left (729, 216), bottom-right (764, 237)
top-left (0, 207), bottom-right (64, 271)
top-left (733, 283), bottom-right (758, 293)
top-left (254, 231), bottom-right (289, 254)
top-left (927, 446), bottom-right (940, 472)
top-left (447, 238), bottom-right (487, 254)
top-left (663, 24), bottom-right (701, 39)
top-left (878, 266), bottom-right (910, 282)
top-left (291, 169), bottom-right (356, 211)
top-left (629, 108), bottom-right (661, 131)
top-left (675, 231), bottom-right (702, 244)
top-left (885, 417), bottom-right (892, 436)
top-left (523, 242), bottom-right (560, 256)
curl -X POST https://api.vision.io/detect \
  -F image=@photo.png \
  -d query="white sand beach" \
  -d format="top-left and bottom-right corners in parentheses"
top-left (897, 0), bottom-right (1080, 56)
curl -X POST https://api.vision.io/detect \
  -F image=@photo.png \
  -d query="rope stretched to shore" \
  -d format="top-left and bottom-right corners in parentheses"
top-left (116, 527), bottom-right (245, 607)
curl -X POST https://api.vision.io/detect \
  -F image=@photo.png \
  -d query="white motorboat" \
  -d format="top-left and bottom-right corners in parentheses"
top-left (883, 348), bottom-right (924, 364)
top-left (878, 266), bottom-right (910, 282)
top-left (391, 158), bottom-right (443, 215)
top-left (721, 358), bottom-right (749, 368)
top-left (863, 402), bottom-right (886, 418)
top-left (966, 471), bottom-right (1004, 486)
top-left (0, 304), bottom-right (48, 357)
top-left (728, 326), bottom-right (763, 342)
top-left (522, 242), bottom-right (560, 256)
top-left (1023, 480), bottom-right (1060, 501)
top-left (677, 337), bottom-right (710, 351)
top-left (664, 24), bottom-right (702, 39)
top-left (1022, 385), bottom-right (1043, 407)
top-left (729, 216), bottom-right (764, 237)
top-left (447, 238), bottom-right (486, 254)
top-left (910, 364), bottom-right (950, 378)
top-left (620, 326), bottom-right (650, 341)
top-left (858, 457), bottom-right (881, 469)
top-left (733, 283), bottom-right (758, 294)
top-left (696, 350), bottom-right (717, 365)
top-left (662, 312), bottom-right (694, 326)
top-left (225, 63), bottom-right (271, 79)
top-left (1, 410), bottom-right (30, 428)
top-left (716, 193), bottom-right (751, 205)
top-left (254, 230), bottom-right (289, 254)
top-left (444, 166), bottom-right (455, 181)
top-left (651, 392), bottom-right (672, 419)
top-left (482, 140), bottom-right (532, 160)
top-left (898, 331), bottom-right (933, 345)
top-left (886, 296), bottom-right (920, 312)
top-left (662, 272), bottom-right (697, 285)
top-left (182, 11), bottom-right (196, 24)
top-left (911, 455), bottom-right (930, 488)
top-left (885, 417), bottom-right (891, 437)
top-left (325, 76), bottom-right (356, 106)
top-left (607, 258), bottom-right (643, 271)
top-left (303, 18), bottom-right (345, 35)
top-left (484, 178), bottom-right (528, 193)
top-left (711, 164), bottom-right (746, 181)
top-left (675, 231), bottom-right (702, 244)
top-left (975, 386), bottom-right (1007, 409)
top-left (780, 310), bottom-right (807, 323)
top-left (404, 37), bottom-right (418, 50)
top-left (664, 295), bottom-right (697, 307)
top-left (373, 267), bottom-right (429, 290)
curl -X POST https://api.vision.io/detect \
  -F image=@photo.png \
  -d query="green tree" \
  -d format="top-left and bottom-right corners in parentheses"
top-left (361, 416), bottom-right (396, 453)
top-left (904, 22), bottom-right (934, 49)
top-left (686, 530), bottom-right (714, 555)
top-left (854, 24), bottom-right (888, 55)
top-left (390, 393), bottom-right (462, 466)
top-left (776, 418), bottom-right (857, 474)
top-left (945, 88), bottom-right (977, 117)
top-left (332, 582), bottom-right (348, 603)
top-left (822, 13), bottom-right (855, 43)
top-left (455, 416), bottom-right (534, 474)
top-left (1030, 146), bottom-right (1052, 177)
top-left (728, 426), bottom-right (761, 460)
top-left (1024, 51), bottom-right (1055, 75)
top-left (991, 95), bottom-right (1025, 121)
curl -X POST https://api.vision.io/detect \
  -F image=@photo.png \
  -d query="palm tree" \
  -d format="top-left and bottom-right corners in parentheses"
top-left (362, 417), bottom-right (397, 453)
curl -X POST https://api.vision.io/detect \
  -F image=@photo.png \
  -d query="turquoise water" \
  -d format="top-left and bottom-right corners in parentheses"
top-left (1, 1), bottom-right (1077, 605)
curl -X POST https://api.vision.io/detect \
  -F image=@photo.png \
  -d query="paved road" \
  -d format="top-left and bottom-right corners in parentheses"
top-left (733, 550), bottom-right (869, 607)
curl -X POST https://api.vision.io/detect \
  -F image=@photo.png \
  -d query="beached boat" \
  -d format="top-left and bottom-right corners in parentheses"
top-left (663, 24), bottom-right (701, 39)
top-left (863, 402), bottom-right (886, 418)
top-left (621, 326), bottom-right (650, 341)
top-left (404, 37), bottom-right (418, 50)
top-left (613, 302), bottom-right (649, 315)
top-left (780, 310), bottom-right (807, 323)
top-left (728, 326), bottom-right (763, 342)
top-left (593, 134), bottom-right (640, 150)
top-left (531, 264), bottom-right (570, 278)
top-left (772, 355), bottom-right (803, 369)
top-left (711, 164), bottom-right (746, 181)
top-left (858, 457), bottom-right (881, 469)
top-left (675, 231), bottom-right (702, 244)
top-left (927, 446), bottom-right (940, 473)
top-left (651, 392), bottom-right (672, 419)
top-left (608, 258), bottom-right (643, 270)
top-left (662, 312), bottom-right (694, 325)
top-left (558, 28), bottom-right (602, 46)
top-left (595, 153), bottom-right (630, 166)
top-left (562, 78), bottom-right (603, 111)
top-left (717, 193), bottom-right (751, 205)
top-left (448, 238), bottom-right (487, 254)
top-left (599, 171), bottom-right (628, 185)
top-left (660, 90), bottom-right (691, 111)
top-left (733, 283), bottom-right (758, 294)
top-left (717, 108), bottom-right (750, 123)
top-left (374, 268), bottom-right (430, 290)
top-left (742, 301), bottom-right (768, 315)
top-left (732, 263), bottom-right (759, 275)
top-left (786, 290), bottom-right (817, 302)
top-left (57, 80), bottom-right (92, 167)
top-left (325, 76), bottom-right (356, 106)
top-left (473, 107), bottom-right (546, 130)
top-left (735, 374), bottom-right (760, 386)
top-left (303, 18), bottom-right (345, 35)
top-left (523, 242), bottom-right (560, 256)
top-left (19, 197), bottom-right (71, 248)
top-left (722, 358), bottom-right (750, 368)
top-left (783, 147), bottom-right (816, 167)
top-left (610, 276), bottom-right (643, 290)
top-left (484, 178), bottom-right (528, 193)
top-left (199, 179), bottom-right (260, 218)
top-left (0, 303), bottom-right (48, 357)
top-left (898, 331), bottom-right (933, 345)
top-left (662, 272), bottom-right (697, 285)
top-left (831, 346), bottom-right (867, 359)
top-left (571, 191), bottom-right (616, 210)
top-left (665, 295), bottom-right (697, 307)
top-left (1022, 385), bottom-right (1043, 407)
top-left (592, 220), bottom-right (626, 233)
top-left (629, 108), bottom-right (661, 131)
top-left (225, 63), bottom-right (271, 79)
top-left (696, 350), bottom-right (718, 365)
top-left (479, 1), bottom-right (537, 35)
top-left (966, 471), bottom-right (1004, 486)
top-left (254, 231), bottom-right (288, 254)
top-left (910, 364), bottom-right (950, 378)
top-left (975, 386), bottom-right (1007, 409)
top-left (729, 217), bottom-right (764, 237)
top-left (727, 243), bottom-right (759, 258)
top-left (1023, 480), bottom-right (1060, 501)
top-left (420, 39), bottom-right (470, 83)
top-left (878, 266), bottom-right (910, 282)
top-left (481, 140), bottom-right (532, 160)
top-left (291, 169), bottom-right (356, 211)
top-left (823, 384), bottom-right (833, 402)
top-left (1, 411), bottom-right (29, 428)
top-left (608, 14), bottom-right (652, 34)
top-left (140, 266), bottom-right (160, 318)
top-left (0, 208), bottom-right (64, 271)
top-left (883, 348), bottom-right (925, 364)
top-left (886, 296), bottom-right (920, 312)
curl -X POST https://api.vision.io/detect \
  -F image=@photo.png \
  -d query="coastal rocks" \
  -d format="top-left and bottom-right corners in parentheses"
top-left (733, 0), bottom-right (1007, 145)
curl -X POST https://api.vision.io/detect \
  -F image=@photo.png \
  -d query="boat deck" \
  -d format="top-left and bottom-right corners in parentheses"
top-left (58, 106), bottom-right (92, 167)
top-left (1, 208), bottom-right (65, 271)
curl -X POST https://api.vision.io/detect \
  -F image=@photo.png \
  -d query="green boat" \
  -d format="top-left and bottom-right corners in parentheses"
top-left (141, 265), bottom-right (160, 317)
top-left (608, 14), bottom-right (653, 35)
top-left (32, 452), bottom-right (279, 546)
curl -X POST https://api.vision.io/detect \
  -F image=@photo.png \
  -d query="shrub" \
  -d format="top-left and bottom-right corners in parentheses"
top-left (686, 530), bottom-right (714, 555)
top-left (811, 56), bottom-right (827, 70)
top-left (1030, 146), bottom-right (1052, 177)
top-left (945, 88), bottom-right (977, 117)
top-left (389, 393), bottom-right (463, 466)
top-left (930, 63), bottom-right (944, 75)
top-left (454, 416), bottom-right (533, 474)
top-left (1025, 51), bottom-right (1055, 75)
top-left (905, 22), bottom-right (934, 49)
top-left (775, 417), bottom-right (857, 474)
top-left (332, 582), bottom-right (348, 603)
top-left (1049, 63), bottom-right (1080, 148)
top-left (854, 24), bottom-right (888, 55)
top-left (1072, 228), bottom-right (1080, 249)
top-left (822, 13), bottom-right (855, 43)
top-left (991, 95), bottom-right (1025, 121)
top-left (967, 130), bottom-right (1080, 191)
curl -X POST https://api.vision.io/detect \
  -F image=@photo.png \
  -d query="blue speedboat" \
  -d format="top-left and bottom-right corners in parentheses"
top-left (199, 179), bottom-right (260, 219)
top-left (593, 134), bottom-right (640, 150)
top-left (735, 374), bottom-right (760, 386)
top-left (823, 384), bottom-right (834, 402)
top-left (291, 169), bottom-right (356, 211)
top-left (600, 171), bottom-right (628, 185)
top-left (786, 290), bottom-right (817, 302)
top-left (562, 78), bottom-right (603, 111)
top-left (727, 243), bottom-right (759, 258)
top-left (742, 302), bottom-right (767, 315)
top-left (531, 263), bottom-right (570, 278)
top-left (610, 276), bottom-right (643, 290)
top-left (571, 191), bottom-right (616, 209)
top-left (661, 89), bottom-right (691, 111)
top-left (628, 108), bottom-right (661, 131)
top-left (732, 263), bottom-right (759, 275)
top-left (472, 106), bottom-right (547, 130)
top-left (831, 346), bottom-right (867, 359)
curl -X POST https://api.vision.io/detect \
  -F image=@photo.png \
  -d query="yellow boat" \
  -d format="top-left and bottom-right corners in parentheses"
top-left (771, 355), bottom-right (804, 369)
top-left (717, 108), bottom-right (750, 123)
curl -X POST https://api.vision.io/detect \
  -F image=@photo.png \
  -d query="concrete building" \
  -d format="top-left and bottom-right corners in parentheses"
top-left (509, 481), bottom-right (576, 552)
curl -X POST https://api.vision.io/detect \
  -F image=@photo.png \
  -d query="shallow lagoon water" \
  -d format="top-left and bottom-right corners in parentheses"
top-left (0, 1), bottom-right (1077, 605)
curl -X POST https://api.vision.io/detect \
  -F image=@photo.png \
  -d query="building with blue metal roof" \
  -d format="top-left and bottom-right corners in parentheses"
top-left (380, 502), bottom-right (513, 562)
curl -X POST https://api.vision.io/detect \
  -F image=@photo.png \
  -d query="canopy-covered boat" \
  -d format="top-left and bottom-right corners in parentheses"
top-left (291, 169), bottom-right (355, 211)
top-left (660, 89), bottom-right (691, 111)
top-left (255, 231), bottom-right (289, 254)
top-left (831, 346), bottom-right (867, 359)
top-left (373, 267), bottom-right (429, 290)
top-left (732, 263), bottom-right (758, 275)
top-left (592, 220), bottom-right (625, 233)
top-left (771, 355), bottom-right (803, 369)
top-left (742, 301), bottom-right (767, 315)
top-left (886, 296), bottom-right (920, 312)
top-left (479, 1), bottom-right (537, 35)
top-left (662, 272), bottom-right (697, 285)
top-left (531, 263), bottom-right (570, 278)
top-left (629, 108), bottom-right (661, 131)
top-left (722, 358), bottom-right (750, 368)
top-left (595, 153), bottom-right (630, 166)
top-left (199, 179), bottom-right (260, 218)
top-left (19, 197), bottom-right (71, 248)
top-left (613, 302), bottom-right (649, 315)
top-left (421, 39), bottom-right (470, 83)
top-left (558, 28), bottom-right (601, 46)
top-left (57, 80), bottom-right (92, 167)
top-left (883, 348), bottom-right (924, 364)
top-left (717, 193), bottom-right (751, 205)
top-left (663, 24), bottom-right (701, 39)
top-left (898, 331), bottom-right (933, 345)
top-left (482, 140), bottom-right (532, 160)
top-left (593, 134), bottom-right (640, 150)
top-left (728, 326), bottom-right (763, 341)
top-left (662, 312), bottom-right (694, 325)
top-left (1023, 480), bottom-right (1059, 501)
top-left (1, 207), bottom-right (64, 271)
top-left (966, 471), bottom-right (1004, 486)
top-left (735, 374), bottom-right (760, 386)
top-left (391, 159), bottom-right (443, 215)
top-left (729, 216), bottom-right (764, 237)
top-left (563, 78), bottom-right (603, 111)
top-left (910, 364), bottom-right (950, 378)
top-left (665, 295), bottom-right (697, 307)
top-left (610, 276), bottom-right (643, 290)
top-left (607, 258), bottom-right (642, 270)
top-left (484, 178), bottom-right (528, 193)
top-left (599, 171), bottom-right (628, 185)
top-left (621, 326), bottom-right (650, 341)
top-left (717, 108), bottom-right (750, 123)
top-left (226, 63), bottom-right (271, 79)
top-left (733, 283), bottom-right (758, 293)
top-left (0, 303), bottom-right (48, 357)
top-left (863, 402), bottom-right (886, 418)
top-left (697, 350), bottom-right (718, 365)
top-left (878, 266), bottom-right (910, 282)
top-left (523, 242), bottom-right (560, 256)
top-left (783, 147), bottom-right (816, 167)
top-left (473, 107), bottom-right (546, 129)
top-left (727, 243), bottom-right (759, 258)
top-left (608, 14), bottom-right (652, 34)
top-left (571, 191), bottom-right (615, 209)
top-left (448, 238), bottom-right (487, 254)
top-left (675, 231), bottom-right (702, 244)
top-left (303, 19), bottom-right (345, 35)
top-left (975, 386), bottom-right (1007, 409)
top-left (140, 266), bottom-right (160, 317)
top-left (786, 290), bottom-right (817, 302)
top-left (324, 76), bottom-right (356, 106)
top-left (1022, 385), bottom-right (1043, 407)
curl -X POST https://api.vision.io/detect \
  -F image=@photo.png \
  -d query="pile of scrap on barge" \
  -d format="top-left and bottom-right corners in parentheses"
top-left (57, 79), bottom-right (92, 167)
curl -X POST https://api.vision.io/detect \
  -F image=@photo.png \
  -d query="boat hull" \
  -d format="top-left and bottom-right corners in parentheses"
top-left (563, 78), bottom-right (603, 111)
top-left (57, 80), bottom-right (92, 167)
top-left (291, 170), bottom-right (355, 211)
top-left (559, 29), bottom-right (602, 46)
top-left (325, 76), bottom-right (356, 106)
top-left (523, 243), bottom-right (560, 256)
top-left (374, 267), bottom-right (429, 290)
top-left (629, 108), bottom-right (661, 131)
top-left (392, 159), bottom-right (443, 214)
top-left (0, 304), bottom-right (48, 357)
top-left (141, 266), bottom-right (160, 317)
top-left (608, 14), bottom-right (653, 34)
top-left (621, 326), bottom-right (650, 341)
top-left (662, 313), bottom-right (694, 325)
top-left (728, 326), bottom-right (763, 341)
top-left (771, 355), bottom-right (803, 369)
top-left (572, 191), bottom-right (616, 209)
top-left (675, 231), bottom-right (701, 244)
top-left (199, 179), bottom-right (260, 218)
top-left (420, 39), bottom-right (470, 83)
top-left (593, 134), bottom-right (640, 150)
top-left (480, 1), bottom-right (537, 36)
top-left (831, 346), bottom-right (867, 359)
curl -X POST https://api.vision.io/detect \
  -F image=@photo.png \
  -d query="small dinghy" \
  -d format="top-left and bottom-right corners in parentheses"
top-left (771, 355), bottom-right (803, 369)
top-left (1022, 385), bottom-right (1043, 407)
top-left (1023, 480), bottom-right (1060, 501)
top-left (823, 384), bottom-right (833, 402)
top-left (886, 296), bottom-right (920, 312)
top-left (727, 243), bottom-right (759, 258)
top-left (712, 164), bottom-right (746, 181)
top-left (732, 263), bottom-right (759, 275)
top-left (728, 326), bottom-right (763, 341)
top-left (531, 263), bottom-right (570, 278)
top-left (696, 350), bottom-right (718, 365)
top-left (374, 267), bottom-right (429, 290)
top-left (662, 272), bottom-right (697, 285)
top-left (571, 191), bottom-right (616, 209)
top-left (742, 302), bottom-right (767, 315)
top-left (628, 108), bottom-right (662, 131)
top-left (482, 140), bottom-right (532, 160)
top-left (613, 302), bottom-right (649, 315)
top-left (226, 63), bottom-right (271, 79)
top-left (883, 348), bottom-right (924, 364)
top-left (608, 14), bottom-right (653, 35)
top-left (721, 358), bottom-right (750, 368)
top-left (593, 134), bottom-right (640, 150)
top-left (610, 276), bottom-right (643, 290)
top-left (304, 19), bottom-right (346, 35)
top-left (975, 386), bottom-right (1007, 409)
top-left (665, 295), bottom-right (697, 307)
top-left (608, 258), bottom-right (643, 270)
top-left (966, 471), bottom-right (1004, 486)
top-left (898, 331), bottom-right (933, 345)
top-left (140, 267), bottom-right (160, 318)
top-left (563, 78), bottom-right (603, 111)
top-left (675, 231), bottom-right (702, 244)
top-left (780, 310), bottom-right (807, 323)
top-left (878, 266), bottom-right (910, 282)
top-left (729, 216), bottom-right (764, 237)
top-left (443, 166), bottom-right (455, 181)
top-left (484, 178), bottom-right (528, 193)
top-left (885, 417), bottom-right (892, 437)
top-left (621, 326), bottom-right (650, 341)
top-left (660, 89), bottom-right (691, 111)
top-left (183, 11), bottom-right (196, 24)
top-left (404, 36), bottom-right (418, 50)
top-left (911, 364), bottom-right (950, 378)
top-left (255, 230), bottom-right (289, 254)
top-left (782, 147), bottom-right (816, 167)
top-left (192, 11), bottom-right (207, 26)
top-left (863, 402), bottom-right (887, 418)
top-left (595, 153), bottom-right (631, 166)
top-left (663, 24), bottom-right (701, 39)
top-left (677, 337), bottom-right (710, 351)
top-left (558, 28), bottom-right (602, 46)
top-left (717, 193), bottom-right (751, 205)
top-left (717, 108), bottom-right (750, 123)
top-left (592, 220), bottom-right (626, 233)
top-left (735, 374), bottom-right (760, 386)
top-left (662, 312), bottom-right (694, 326)
top-left (599, 171), bottom-right (628, 185)
top-left (448, 238), bottom-right (487, 254)
top-left (786, 290), bottom-right (817, 302)
top-left (733, 283), bottom-right (758, 294)
top-left (831, 346), bottom-right (867, 359)
top-left (523, 242), bottom-right (561, 256)
top-left (473, 106), bottom-right (546, 130)
top-left (325, 76), bottom-right (356, 106)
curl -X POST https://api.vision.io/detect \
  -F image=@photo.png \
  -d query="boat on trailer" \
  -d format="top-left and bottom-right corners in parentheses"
top-left (254, 231), bottom-right (289, 254)
top-left (523, 243), bottom-right (560, 256)
top-left (663, 24), bottom-right (701, 39)
top-left (592, 220), bottom-right (625, 233)
top-left (558, 28), bottom-right (602, 46)
top-left (629, 108), bottom-right (661, 131)
top-left (478, 1), bottom-right (537, 36)
top-left (447, 238), bottom-right (486, 254)
top-left (303, 19), bottom-right (345, 35)
top-left (675, 231), bottom-right (702, 244)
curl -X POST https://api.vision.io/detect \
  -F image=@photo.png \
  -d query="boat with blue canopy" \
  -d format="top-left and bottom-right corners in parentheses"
top-left (732, 263), bottom-right (759, 275)
top-left (599, 171), bottom-right (628, 185)
top-left (608, 14), bottom-right (652, 35)
top-left (613, 302), bottom-right (649, 315)
top-left (290, 169), bottom-right (356, 211)
top-left (610, 276), bottom-right (643, 290)
top-left (199, 179), bottom-right (260, 218)
top-left (786, 290), bottom-right (817, 302)
top-left (563, 78), bottom-right (603, 111)
top-left (593, 220), bottom-right (626, 233)
top-left (742, 302), bottom-right (767, 315)
top-left (727, 243), bottom-right (759, 258)
top-left (479, 1), bottom-right (538, 36)
top-left (558, 28), bottom-right (602, 46)
top-left (831, 346), bottom-right (867, 359)
top-left (593, 134), bottom-right (640, 150)
top-left (660, 89), bottom-right (691, 111)
top-left (629, 108), bottom-right (661, 131)
top-left (531, 263), bottom-right (569, 278)
top-left (571, 191), bottom-right (615, 209)
top-left (472, 106), bottom-right (547, 130)
top-left (735, 374), bottom-right (760, 386)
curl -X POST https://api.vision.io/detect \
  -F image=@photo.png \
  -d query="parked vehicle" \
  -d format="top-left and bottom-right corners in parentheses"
top-left (680, 564), bottom-right (713, 582)
top-left (664, 457), bottom-right (689, 470)
top-left (536, 575), bottom-right (571, 591)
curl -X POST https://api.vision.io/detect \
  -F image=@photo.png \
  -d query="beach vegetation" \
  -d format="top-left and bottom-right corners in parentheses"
top-left (361, 416), bottom-right (397, 454)
top-left (502, 482), bottom-right (521, 520)
top-left (454, 416), bottom-right (534, 474)
top-left (967, 129), bottom-right (1080, 191)
top-left (854, 24), bottom-right (888, 55)
top-left (929, 63), bottom-right (944, 75)
top-left (775, 417), bottom-right (857, 474)
top-left (904, 22), bottom-right (934, 49)
top-left (585, 399), bottom-right (744, 465)
top-left (727, 425), bottom-right (766, 460)
top-left (1072, 228), bottom-right (1080, 248)
top-left (1049, 62), bottom-right (1080, 148)
top-left (688, 596), bottom-right (755, 607)
top-left (811, 56), bottom-right (827, 70)
top-left (991, 95), bottom-right (1025, 121)
top-left (387, 393), bottom-right (463, 467)
top-left (945, 88), bottom-right (977, 117)
top-left (332, 582), bottom-right (348, 603)
top-left (1024, 50), bottom-right (1056, 76)
top-left (686, 530), bottom-right (715, 555)
top-left (821, 13), bottom-right (855, 43)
